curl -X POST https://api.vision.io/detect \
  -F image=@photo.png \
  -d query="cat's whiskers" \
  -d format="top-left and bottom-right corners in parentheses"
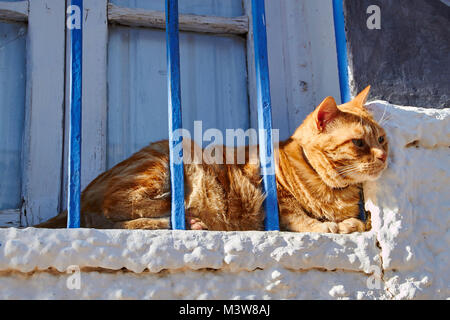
top-left (336, 164), bottom-right (356, 171)
top-left (356, 162), bottom-right (386, 177)
top-left (336, 163), bottom-right (357, 171)
top-left (336, 168), bottom-right (353, 175)
top-left (379, 114), bottom-right (392, 126)
top-left (338, 168), bottom-right (360, 176)
top-left (377, 103), bottom-right (388, 125)
top-left (336, 164), bottom-right (361, 177)
top-left (336, 167), bottom-right (355, 174)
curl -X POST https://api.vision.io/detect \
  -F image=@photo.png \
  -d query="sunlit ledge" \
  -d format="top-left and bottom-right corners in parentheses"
top-left (0, 228), bottom-right (379, 274)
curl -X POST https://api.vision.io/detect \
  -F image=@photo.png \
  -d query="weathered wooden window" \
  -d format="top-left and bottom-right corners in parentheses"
top-left (106, 0), bottom-right (250, 168)
top-left (0, 9), bottom-right (26, 222)
top-left (64, 0), bottom-right (281, 229)
top-left (0, 0), bottom-right (342, 227)
top-left (65, 0), bottom-right (349, 230)
top-left (0, 0), bottom-right (65, 227)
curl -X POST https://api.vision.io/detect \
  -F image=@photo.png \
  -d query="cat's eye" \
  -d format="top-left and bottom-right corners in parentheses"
top-left (352, 139), bottom-right (365, 147)
top-left (378, 136), bottom-right (385, 144)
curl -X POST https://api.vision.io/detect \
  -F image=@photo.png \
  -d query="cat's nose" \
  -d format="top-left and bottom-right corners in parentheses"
top-left (378, 153), bottom-right (387, 162)
top-left (373, 149), bottom-right (387, 162)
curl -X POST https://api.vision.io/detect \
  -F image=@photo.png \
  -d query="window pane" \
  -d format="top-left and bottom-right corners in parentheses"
top-left (107, 27), bottom-right (249, 168)
top-left (0, 21), bottom-right (27, 210)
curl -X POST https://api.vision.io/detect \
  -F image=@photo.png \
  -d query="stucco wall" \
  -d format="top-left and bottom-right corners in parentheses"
top-left (0, 102), bottom-right (448, 299)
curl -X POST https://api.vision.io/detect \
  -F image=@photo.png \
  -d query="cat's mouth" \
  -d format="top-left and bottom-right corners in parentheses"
top-left (336, 161), bottom-right (387, 182)
top-left (365, 166), bottom-right (387, 181)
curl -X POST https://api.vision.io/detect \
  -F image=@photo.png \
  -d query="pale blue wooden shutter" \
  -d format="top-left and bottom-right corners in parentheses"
top-left (107, 0), bottom-right (248, 168)
top-left (0, 19), bottom-right (26, 211)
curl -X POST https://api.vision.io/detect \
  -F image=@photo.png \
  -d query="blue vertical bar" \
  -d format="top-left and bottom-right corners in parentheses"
top-left (251, 0), bottom-right (280, 231)
top-left (333, 0), bottom-right (365, 222)
top-left (332, 0), bottom-right (351, 104)
top-left (67, 0), bottom-right (83, 228)
top-left (166, 0), bottom-right (186, 230)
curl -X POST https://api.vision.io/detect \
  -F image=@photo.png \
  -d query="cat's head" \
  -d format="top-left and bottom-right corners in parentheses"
top-left (293, 86), bottom-right (388, 188)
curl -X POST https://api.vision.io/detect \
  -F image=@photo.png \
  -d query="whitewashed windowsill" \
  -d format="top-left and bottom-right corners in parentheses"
top-left (0, 228), bottom-right (379, 274)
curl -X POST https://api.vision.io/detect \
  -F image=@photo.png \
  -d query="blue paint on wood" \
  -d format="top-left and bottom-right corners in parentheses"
top-left (67, 0), bottom-right (83, 228)
top-left (0, 22), bottom-right (27, 210)
top-left (251, 0), bottom-right (280, 231)
top-left (332, 0), bottom-right (351, 104)
top-left (166, 0), bottom-right (186, 230)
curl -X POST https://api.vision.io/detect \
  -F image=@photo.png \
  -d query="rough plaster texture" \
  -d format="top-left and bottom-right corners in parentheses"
top-left (0, 102), bottom-right (448, 299)
top-left (364, 101), bottom-right (450, 299)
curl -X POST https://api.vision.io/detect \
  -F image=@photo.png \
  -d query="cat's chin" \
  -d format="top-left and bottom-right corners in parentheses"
top-left (365, 169), bottom-right (386, 181)
top-left (347, 168), bottom-right (386, 183)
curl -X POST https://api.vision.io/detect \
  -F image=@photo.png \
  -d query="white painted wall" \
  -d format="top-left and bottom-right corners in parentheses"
top-left (364, 102), bottom-right (450, 299)
top-left (0, 102), bottom-right (448, 299)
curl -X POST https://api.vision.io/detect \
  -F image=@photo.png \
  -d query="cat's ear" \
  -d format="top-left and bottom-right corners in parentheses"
top-left (315, 96), bottom-right (340, 131)
top-left (353, 85), bottom-right (371, 107)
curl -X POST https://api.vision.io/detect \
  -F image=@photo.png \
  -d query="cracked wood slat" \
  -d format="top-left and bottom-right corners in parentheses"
top-left (107, 3), bottom-right (248, 35)
top-left (61, 0), bottom-right (108, 212)
top-left (244, 0), bottom-right (342, 140)
top-left (0, 209), bottom-right (20, 227)
top-left (80, 0), bottom-right (107, 191)
top-left (22, 0), bottom-right (65, 226)
top-left (0, 0), bottom-right (28, 23)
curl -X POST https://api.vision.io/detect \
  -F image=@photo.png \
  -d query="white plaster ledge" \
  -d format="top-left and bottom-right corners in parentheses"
top-left (0, 228), bottom-right (380, 274)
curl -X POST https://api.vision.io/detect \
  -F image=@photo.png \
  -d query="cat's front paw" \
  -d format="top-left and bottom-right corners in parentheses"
top-left (337, 218), bottom-right (365, 234)
top-left (188, 218), bottom-right (208, 230)
top-left (311, 221), bottom-right (339, 233)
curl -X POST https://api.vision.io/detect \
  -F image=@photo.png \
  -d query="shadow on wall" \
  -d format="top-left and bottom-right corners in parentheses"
top-left (344, 0), bottom-right (450, 108)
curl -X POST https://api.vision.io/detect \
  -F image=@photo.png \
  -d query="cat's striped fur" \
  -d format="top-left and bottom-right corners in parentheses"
top-left (36, 86), bottom-right (387, 233)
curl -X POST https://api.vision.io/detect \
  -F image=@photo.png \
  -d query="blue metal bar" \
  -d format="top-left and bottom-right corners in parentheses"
top-left (166, 0), bottom-right (186, 230)
top-left (358, 188), bottom-right (366, 222)
top-left (251, 0), bottom-right (280, 231)
top-left (67, 0), bottom-right (83, 228)
top-left (332, 0), bottom-right (351, 104)
top-left (332, 1), bottom-right (366, 222)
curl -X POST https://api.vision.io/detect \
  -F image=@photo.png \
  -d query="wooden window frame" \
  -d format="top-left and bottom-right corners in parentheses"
top-left (0, 0), bottom-right (65, 227)
top-left (0, 0), bottom-right (341, 227)
top-left (61, 0), bottom-right (260, 214)
top-left (0, 0), bottom-right (257, 227)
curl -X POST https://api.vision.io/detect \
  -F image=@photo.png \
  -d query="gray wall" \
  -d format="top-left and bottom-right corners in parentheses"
top-left (344, 0), bottom-right (449, 108)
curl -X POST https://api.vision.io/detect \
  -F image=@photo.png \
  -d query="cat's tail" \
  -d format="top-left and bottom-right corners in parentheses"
top-left (34, 211), bottom-right (68, 228)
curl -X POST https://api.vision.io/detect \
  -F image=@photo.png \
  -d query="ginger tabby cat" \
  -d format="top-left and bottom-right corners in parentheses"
top-left (36, 86), bottom-right (388, 233)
